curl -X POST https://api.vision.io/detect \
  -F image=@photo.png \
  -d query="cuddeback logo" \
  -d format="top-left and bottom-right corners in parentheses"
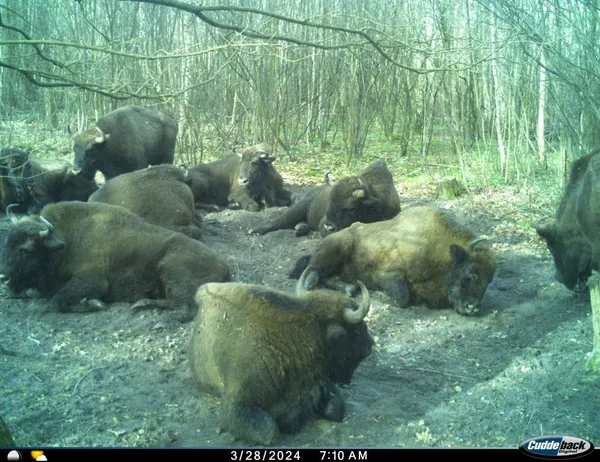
top-left (520, 435), bottom-right (595, 459)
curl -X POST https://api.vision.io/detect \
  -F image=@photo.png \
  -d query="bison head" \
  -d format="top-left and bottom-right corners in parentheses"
top-left (60, 168), bottom-right (99, 202)
top-left (297, 266), bottom-right (374, 384)
top-left (444, 239), bottom-right (497, 315)
top-left (237, 144), bottom-right (276, 192)
top-left (0, 148), bottom-right (34, 209)
top-left (321, 175), bottom-right (384, 236)
top-left (536, 221), bottom-right (593, 291)
top-left (73, 126), bottom-right (111, 180)
top-left (0, 213), bottom-right (65, 294)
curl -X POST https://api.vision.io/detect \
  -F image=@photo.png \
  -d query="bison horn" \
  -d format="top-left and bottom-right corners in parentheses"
top-left (94, 127), bottom-right (110, 143)
top-left (343, 281), bottom-right (370, 324)
top-left (39, 215), bottom-right (55, 233)
top-left (467, 238), bottom-right (490, 251)
top-left (5, 204), bottom-right (20, 224)
top-left (296, 265), bottom-right (319, 295)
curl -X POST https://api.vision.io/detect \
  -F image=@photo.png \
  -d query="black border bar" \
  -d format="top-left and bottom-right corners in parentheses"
top-left (2, 448), bottom-right (599, 462)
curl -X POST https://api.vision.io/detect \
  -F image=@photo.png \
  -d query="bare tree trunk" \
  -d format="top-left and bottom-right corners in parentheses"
top-left (537, 46), bottom-right (546, 168)
top-left (490, 9), bottom-right (507, 178)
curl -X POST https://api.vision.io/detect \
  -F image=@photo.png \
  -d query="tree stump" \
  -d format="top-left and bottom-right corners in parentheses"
top-left (587, 272), bottom-right (600, 373)
top-left (435, 177), bottom-right (464, 199)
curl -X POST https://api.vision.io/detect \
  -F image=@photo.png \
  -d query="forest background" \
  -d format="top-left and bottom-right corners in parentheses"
top-left (1, 0), bottom-right (598, 192)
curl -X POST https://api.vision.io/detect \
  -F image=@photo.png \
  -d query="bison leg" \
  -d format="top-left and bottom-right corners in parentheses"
top-left (321, 384), bottom-right (345, 422)
top-left (50, 275), bottom-right (109, 313)
top-left (385, 278), bottom-right (410, 307)
top-left (221, 402), bottom-right (279, 446)
top-left (228, 188), bottom-right (262, 212)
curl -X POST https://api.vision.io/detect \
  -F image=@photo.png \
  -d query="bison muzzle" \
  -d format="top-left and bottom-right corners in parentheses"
top-left (290, 205), bottom-right (497, 315)
top-left (188, 266), bottom-right (373, 445)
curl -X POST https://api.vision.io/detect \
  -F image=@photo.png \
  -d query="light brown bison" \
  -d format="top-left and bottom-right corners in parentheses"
top-left (88, 164), bottom-right (203, 240)
top-left (188, 266), bottom-right (373, 445)
top-left (536, 150), bottom-right (600, 290)
top-left (185, 143), bottom-right (292, 212)
top-left (0, 201), bottom-right (231, 324)
top-left (290, 205), bottom-right (496, 315)
top-left (73, 105), bottom-right (178, 181)
top-left (249, 158), bottom-right (400, 237)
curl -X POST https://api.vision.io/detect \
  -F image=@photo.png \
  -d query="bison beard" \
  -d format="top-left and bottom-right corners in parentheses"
top-left (248, 158), bottom-right (400, 237)
top-left (289, 206), bottom-right (497, 315)
top-left (536, 151), bottom-right (600, 291)
top-left (72, 105), bottom-right (178, 181)
top-left (0, 201), bottom-right (231, 325)
top-left (185, 143), bottom-right (292, 213)
top-left (188, 267), bottom-right (373, 445)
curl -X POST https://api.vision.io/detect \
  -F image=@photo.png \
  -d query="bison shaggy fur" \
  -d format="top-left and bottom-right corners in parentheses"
top-left (185, 143), bottom-right (292, 212)
top-left (0, 201), bottom-right (231, 323)
top-left (88, 164), bottom-right (203, 240)
top-left (188, 268), bottom-right (373, 445)
top-left (249, 158), bottom-right (400, 237)
top-left (291, 205), bottom-right (497, 315)
top-left (0, 147), bottom-right (97, 214)
top-left (536, 150), bottom-right (600, 290)
top-left (73, 105), bottom-right (178, 181)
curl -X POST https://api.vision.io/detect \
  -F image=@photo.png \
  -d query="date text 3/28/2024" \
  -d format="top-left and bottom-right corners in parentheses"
top-left (228, 450), bottom-right (368, 461)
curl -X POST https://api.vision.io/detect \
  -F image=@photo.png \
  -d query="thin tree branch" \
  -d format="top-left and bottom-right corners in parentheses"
top-left (120, 0), bottom-right (447, 74)
top-left (0, 11), bottom-right (71, 73)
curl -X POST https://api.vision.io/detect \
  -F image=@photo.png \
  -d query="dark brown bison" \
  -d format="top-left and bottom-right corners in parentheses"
top-left (188, 266), bottom-right (373, 445)
top-left (0, 147), bottom-right (97, 214)
top-left (73, 105), bottom-right (178, 181)
top-left (0, 201), bottom-right (231, 324)
top-left (28, 164), bottom-right (98, 214)
top-left (88, 164), bottom-right (203, 240)
top-left (0, 147), bottom-right (34, 213)
top-left (290, 205), bottom-right (497, 315)
top-left (536, 151), bottom-right (600, 291)
top-left (185, 143), bottom-right (292, 212)
top-left (249, 158), bottom-right (400, 237)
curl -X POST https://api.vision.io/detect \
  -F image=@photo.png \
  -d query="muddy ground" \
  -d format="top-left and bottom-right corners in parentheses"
top-left (0, 167), bottom-right (599, 449)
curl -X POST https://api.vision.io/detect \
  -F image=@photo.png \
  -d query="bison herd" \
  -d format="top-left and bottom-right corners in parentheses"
top-left (0, 104), bottom-right (591, 446)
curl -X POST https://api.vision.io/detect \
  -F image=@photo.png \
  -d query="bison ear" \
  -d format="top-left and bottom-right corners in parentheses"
top-left (449, 244), bottom-right (469, 265)
top-left (43, 234), bottom-right (66, 251)
top-left (535, 223), bottom-right (556, 243)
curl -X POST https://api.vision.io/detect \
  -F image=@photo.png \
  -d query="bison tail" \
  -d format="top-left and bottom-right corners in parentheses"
top-left (288, 254), bottom-right (311, 280)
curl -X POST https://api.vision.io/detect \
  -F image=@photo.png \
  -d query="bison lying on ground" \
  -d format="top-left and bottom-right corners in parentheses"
top-left (290, 205), bottom-right (497, 315)
top-left (185, 143), bottom-right (292, 212)
top-left (188, 266), bottom-right (373, 445)
top-left (249, 158), bottom-right (400, 237)
top-left (73, 105), bottom-right (178, 181)
top-left (0, 147), bottom-right (35, 213)
top-left (0, 201), bottom-right (231, 324)
top-left (0, 147), bottom-right (97, 214)
top-left (88, 164), bottom-right (203, 240)
top-left (536, 150), bottom-right (600, 290)
top-left (28, 164), bottom-right (98, 214)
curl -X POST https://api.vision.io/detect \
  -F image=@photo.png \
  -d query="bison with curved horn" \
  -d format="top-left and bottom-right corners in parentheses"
top-left (187, 265), bottom-right (374, 445)
top-left (290, 205), bottom-right (497, 315)
top-left (0, 201), bottom-right (231, 325)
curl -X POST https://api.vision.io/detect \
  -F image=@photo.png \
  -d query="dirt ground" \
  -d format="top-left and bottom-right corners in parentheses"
top-left (1, 166), bottom-right (599, 449)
